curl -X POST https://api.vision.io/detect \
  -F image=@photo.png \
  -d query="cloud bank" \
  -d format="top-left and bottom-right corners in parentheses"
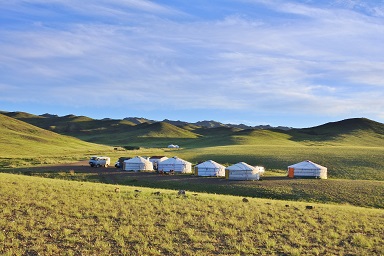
top-left (0, 0), bottom-right (383, 126)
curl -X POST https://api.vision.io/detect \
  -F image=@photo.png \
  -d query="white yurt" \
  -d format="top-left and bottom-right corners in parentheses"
top-left (167, 144), bottom-right (179, 148)
top-left (194, 160), bottom-right (226, 177)
top-left (225, 162), bottom-right (260, 180)
top-left (158, 156), bottom-right (192, 173)
top-left (287, 160), bottom-right (327, 179)
top-left (123, 156), bottom-right (153, 172)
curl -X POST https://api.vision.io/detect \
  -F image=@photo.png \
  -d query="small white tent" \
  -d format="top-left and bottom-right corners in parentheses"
top-left (167, 144), bottom-right (179, 148)
top-left (158, 156), bottom-right (192, 173)
top-left (194, 160), bottom-right (225, 177)
top-left (123, 156), bottom-right (153, 172)
top-left (288, 160), bottom-right (327, 179)
top-left (225, 162), bottom-right (260, 180)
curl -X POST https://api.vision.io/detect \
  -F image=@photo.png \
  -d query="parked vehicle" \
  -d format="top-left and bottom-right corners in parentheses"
top-left (89, 156), bottom-right (110, 167)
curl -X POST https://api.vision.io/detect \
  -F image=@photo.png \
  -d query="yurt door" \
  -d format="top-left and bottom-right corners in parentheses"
top-left (288, 167), bottom-right (294, 178)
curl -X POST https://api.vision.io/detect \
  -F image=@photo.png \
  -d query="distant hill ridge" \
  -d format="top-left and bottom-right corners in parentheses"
top-left (1, 111), bottom-right (383, 147)
top-left (1, 111), bottom-right (291, 130)
top-left (2, 111), bottom-right (383, 133)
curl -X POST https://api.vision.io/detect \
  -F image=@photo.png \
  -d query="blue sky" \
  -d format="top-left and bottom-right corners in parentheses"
top-left (1, 0), bottom-right (383, 128)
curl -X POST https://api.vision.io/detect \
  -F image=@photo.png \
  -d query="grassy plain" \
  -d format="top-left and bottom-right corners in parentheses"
top-left (1, 113), bottom-right (384, 254)
top-left (1, 173), bottom-right (383, 256)
top-left (19, 166), bottom-right (383, 209)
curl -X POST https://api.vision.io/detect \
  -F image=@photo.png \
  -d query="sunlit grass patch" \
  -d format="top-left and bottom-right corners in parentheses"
top-left (1, 173), bottom-right (383, 255)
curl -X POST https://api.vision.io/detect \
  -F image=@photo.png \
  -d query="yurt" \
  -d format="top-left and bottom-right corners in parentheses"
top-left (225, 162), bottom-right (260, 180)
top-left (194, 160), bottom-right (225, 177)
top-left (123, 156), bottom-right (153, 172)
top-left (157, 156), bottom-right (192, 173)
top-left (149, 156), bottom-right (168, 170)
top-left (167, 144), bottom-right (179, 148)
top-left (287, 160), bottom-right (327, 179)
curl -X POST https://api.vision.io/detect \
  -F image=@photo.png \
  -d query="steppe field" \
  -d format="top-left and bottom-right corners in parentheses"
top-left (1, 113), bottom-right (383, 255)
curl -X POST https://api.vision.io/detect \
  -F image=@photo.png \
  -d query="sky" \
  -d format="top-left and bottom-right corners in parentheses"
top-left (1, 0), bottom-right (384, 128)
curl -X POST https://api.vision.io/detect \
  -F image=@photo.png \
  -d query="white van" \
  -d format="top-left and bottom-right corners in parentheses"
top-left (89, 156), bottom-right (110, 167)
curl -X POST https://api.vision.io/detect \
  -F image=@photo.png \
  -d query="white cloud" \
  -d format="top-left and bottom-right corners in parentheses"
top-left (0, 0), bottom-right (383, 124)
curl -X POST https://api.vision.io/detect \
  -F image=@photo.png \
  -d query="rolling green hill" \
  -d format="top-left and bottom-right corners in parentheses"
top-left (2, 112), bottom-right (199, 146)
top-left (300, 118), bottom-right (384, 135)
top-left (0, 113), bottom-right (111, 167)
top-left (288, 118), bottom-right (384, 146)
top-left (131, 122), bottom-right (200, 138)
top-left (2, 111), bottom-right (384, 180)
top-left (4, 111), bottom-right (383, 147)
top-left (3, 111), bottom-right (137, 135)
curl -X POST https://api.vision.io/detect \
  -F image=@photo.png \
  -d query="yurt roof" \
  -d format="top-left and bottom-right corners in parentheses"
top-left (226, 162), bottom-right (256, 171)
top-left (288, 160), bottom-right (326, 169)
top-left (196, 160), bottom-right (225, 169)
top-left (124, 156), bottom-right (150, 164)
top-left (160, 156), bottom-right (191, 165)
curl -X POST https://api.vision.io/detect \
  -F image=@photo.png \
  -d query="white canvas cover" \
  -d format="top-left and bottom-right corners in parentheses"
top-left (194, 160), bottom-right (225, 177)
top-left (226, 162), bottom-right (260, 180)
top-left (123, 156), bottom-right (153, 172)
top-left (288, 160), bottom-right (327, 179)
top-left (158, 156), bottom-right (192, 173)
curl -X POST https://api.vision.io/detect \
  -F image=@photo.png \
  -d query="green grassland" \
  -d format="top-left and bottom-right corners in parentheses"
top-left (1, 112), bottom-right (384, 201)
top-left (0, 114), bottom-right (112, 167)
top-left (1, 173), bottom-right (383, 256)
top-left (21, 167), bottom-right (383, 209)
top-left (1, 112), bottom-right (384, 254)
top-left (1, 112), bottom-right (384, 181)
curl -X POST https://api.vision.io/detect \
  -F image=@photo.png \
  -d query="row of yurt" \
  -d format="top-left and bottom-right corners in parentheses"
top-left (288, 160), bottom-right (327, 179)
top-left (225, 162), bottom-right (261, 180)
top-left (158, 156), bottom-right (192, 174)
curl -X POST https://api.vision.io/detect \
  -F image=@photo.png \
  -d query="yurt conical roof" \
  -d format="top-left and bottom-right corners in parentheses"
top-left (288, 160), bottom-right (325, 169)
top-left (160, 156), bottom-right (191, 165)
top-left (195, 160), bottom-right (224, 168)
top-left (125, 156), bottom-right (150, 164)
top-left (226, 162), bottom-right (256, 171)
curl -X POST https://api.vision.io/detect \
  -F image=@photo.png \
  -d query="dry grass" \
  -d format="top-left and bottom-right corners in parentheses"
top-left (1, 173), bottom-right (383, 255)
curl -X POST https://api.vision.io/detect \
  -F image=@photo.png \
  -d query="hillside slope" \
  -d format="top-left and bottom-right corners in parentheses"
top-left (2, 112), bottom-right (200, 145)
top-left (290, 118), bottom-right (384, 146)
top-left (4, 111), bottom-right (383, 147)
top-left (304, 118), bottom-right (384, 135)
top-left (0, 114), bottom-right (110, 166)
top-left (3, 111), bottom-right (136, 134)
